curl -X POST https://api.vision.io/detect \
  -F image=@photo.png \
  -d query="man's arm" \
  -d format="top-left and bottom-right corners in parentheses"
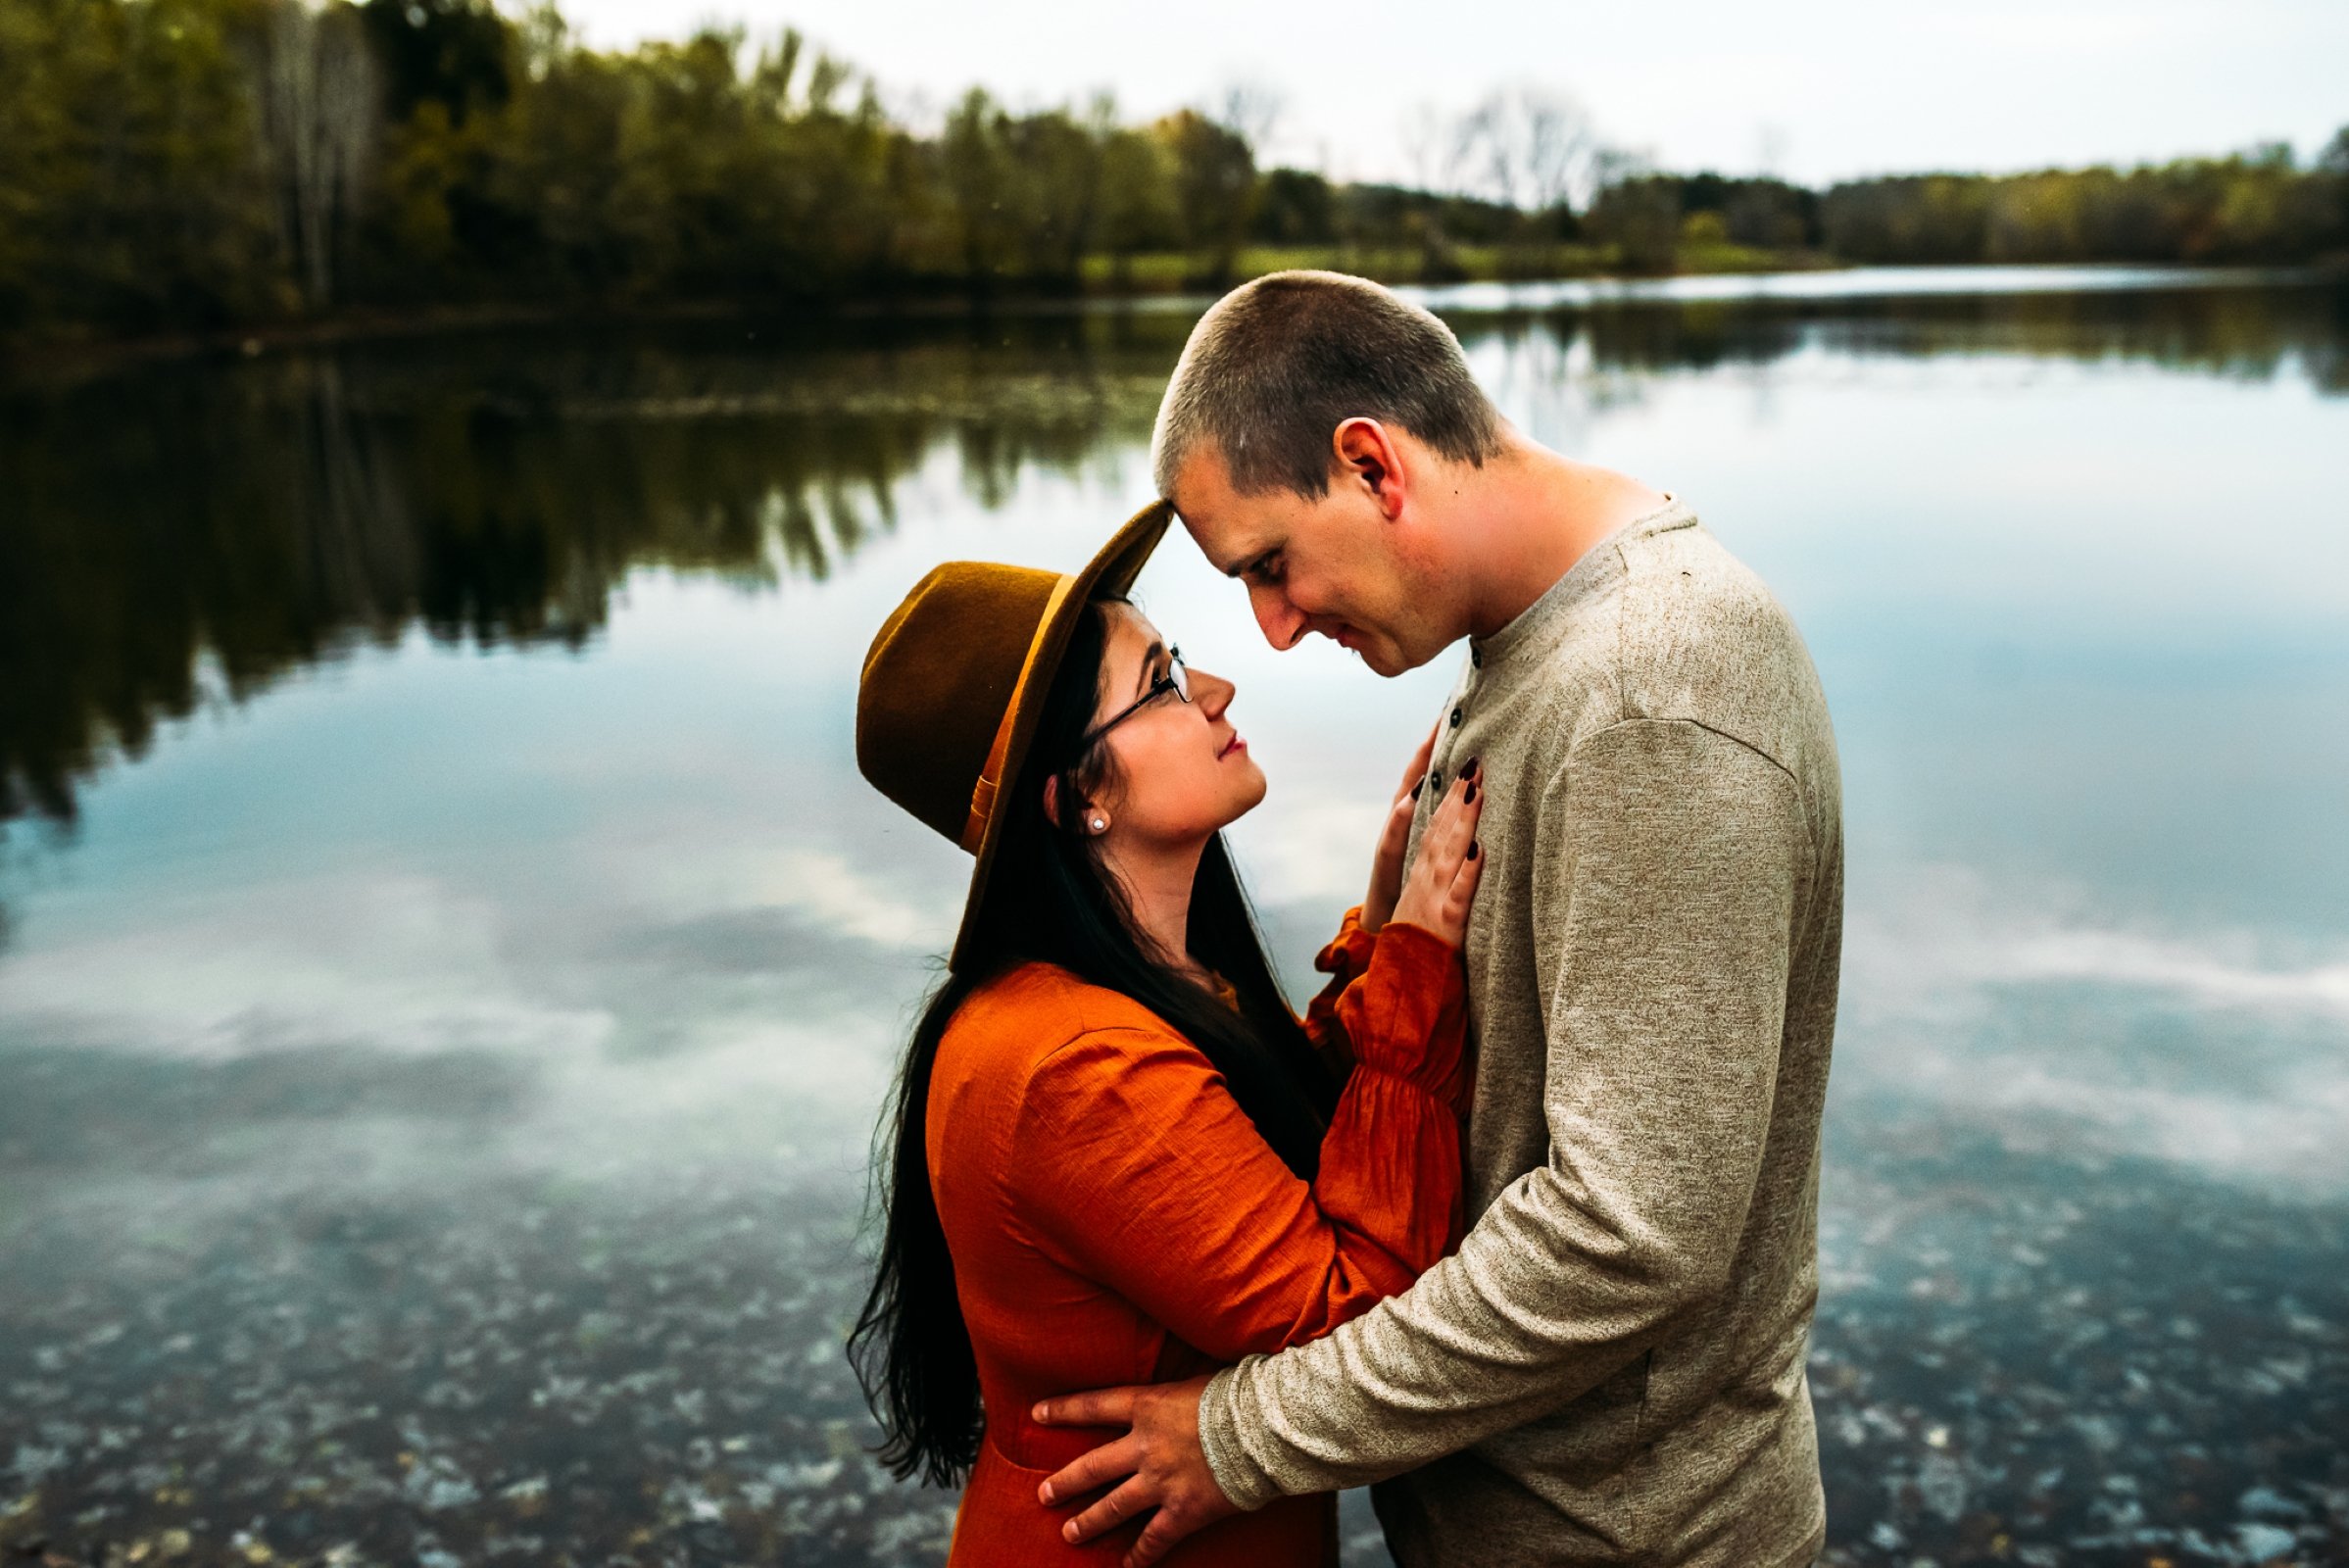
top-left (1040, 717), bottom-right (1811, 1560)
top-left (1199, 716), bottom-right (1809, 1500)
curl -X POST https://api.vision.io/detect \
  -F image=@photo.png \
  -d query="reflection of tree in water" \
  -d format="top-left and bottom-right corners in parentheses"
top-left (1575, 302), bottom-right (1808, 371)
top-left (1546, 279), bottom-right (2349, 381)
top-left (0, 318), bottom-right (1172, 835)
top-left (4, 286), bottom-right (2339, 841)
top-left (2305, 284), bottom-right (2349, 393)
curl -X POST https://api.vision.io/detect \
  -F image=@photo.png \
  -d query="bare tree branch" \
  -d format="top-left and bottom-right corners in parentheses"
top-left (1208, 81), bottom-right (1282, 155)
top-left (253, 0), bottom-right (379, 309)
top-left (1444, 85), bottom-right (1601, 210)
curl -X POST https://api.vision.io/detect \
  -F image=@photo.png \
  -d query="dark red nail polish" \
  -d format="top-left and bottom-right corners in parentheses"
top-left (1465, 756), bottom-right (1482, 779)
top-left (1463, 780), bottom-right (1478, 805)
top-left (1411, 775), bottom-right (1425, 801)
top-left (1469, 841), bottom-right (1481, 859)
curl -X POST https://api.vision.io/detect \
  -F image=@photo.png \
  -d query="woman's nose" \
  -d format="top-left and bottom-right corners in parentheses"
top-left (1194, 667), bottom-right (1236, 718)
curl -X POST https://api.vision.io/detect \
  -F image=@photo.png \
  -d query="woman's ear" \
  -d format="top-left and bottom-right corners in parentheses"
top-left (1042, 774), bottom-right (1109, 837)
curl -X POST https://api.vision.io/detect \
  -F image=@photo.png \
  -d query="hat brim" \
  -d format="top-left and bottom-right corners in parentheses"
top-left (949, 499), bottom-right (1175, 972)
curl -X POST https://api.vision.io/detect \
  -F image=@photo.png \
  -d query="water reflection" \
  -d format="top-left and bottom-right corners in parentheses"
top-left (6, 280), bottom-right (2339, 837)
top-left (2, 272), bottom-right (2346, 1567)
top-left (1563, 280), bottom-right (2349, 382)
top-left (1, 319), bottom-right (1181, 833)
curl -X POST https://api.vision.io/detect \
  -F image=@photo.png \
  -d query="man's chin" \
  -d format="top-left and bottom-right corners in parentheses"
top-left (1350, 637), bottom-right (1425, 679)
top-left (1333, 627), bottom-right (1395, 676)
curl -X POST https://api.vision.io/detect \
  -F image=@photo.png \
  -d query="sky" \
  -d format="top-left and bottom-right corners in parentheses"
top-left (555, 0), bottom-right (2348, 188)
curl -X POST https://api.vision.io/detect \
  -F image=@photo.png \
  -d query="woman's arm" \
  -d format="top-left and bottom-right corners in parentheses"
top-left (1012, 924), bottom-right (1466, 1365)
top-left (1013, 772), bottom-right (1484, 1362)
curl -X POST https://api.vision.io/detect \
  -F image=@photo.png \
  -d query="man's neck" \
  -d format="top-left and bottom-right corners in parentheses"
top-left (1447, 435), bottom-right (1671, 642)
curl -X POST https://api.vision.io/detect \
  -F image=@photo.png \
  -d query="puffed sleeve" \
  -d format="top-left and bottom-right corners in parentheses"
top-left (1300, 906), bottom-right (1381, 1077)
top-left (1011, 921), bottom-right (1468, 1362)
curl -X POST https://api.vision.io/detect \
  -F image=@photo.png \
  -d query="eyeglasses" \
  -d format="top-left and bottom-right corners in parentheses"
top-left (1076, 647), bottom-right (1190, 750)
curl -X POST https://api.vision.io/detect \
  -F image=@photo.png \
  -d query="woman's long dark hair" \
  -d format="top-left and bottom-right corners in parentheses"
top-left (848, 596), bottom-right (1340, 1488)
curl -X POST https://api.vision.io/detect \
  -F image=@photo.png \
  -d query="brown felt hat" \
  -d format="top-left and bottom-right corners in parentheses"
top-left (856, 500), bottom-right (1174, 971)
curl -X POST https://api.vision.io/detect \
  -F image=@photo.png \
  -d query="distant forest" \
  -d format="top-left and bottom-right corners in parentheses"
top-left (4, 0), bottom-right (2346, 342)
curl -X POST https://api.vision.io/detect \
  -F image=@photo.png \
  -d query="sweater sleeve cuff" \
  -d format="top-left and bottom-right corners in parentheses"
top-left (1197, 1362), bottom-right (1283, 1513)
top-left (1313, 905), bottom-right (1380, 984)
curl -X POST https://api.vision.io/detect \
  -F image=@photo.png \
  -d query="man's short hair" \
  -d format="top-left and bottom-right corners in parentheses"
top-left (1151, 270), bottom-right (1504, 501)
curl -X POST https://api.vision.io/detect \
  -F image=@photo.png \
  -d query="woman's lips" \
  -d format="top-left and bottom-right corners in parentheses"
top-left (1219, 733), bottom-right (1247, 759)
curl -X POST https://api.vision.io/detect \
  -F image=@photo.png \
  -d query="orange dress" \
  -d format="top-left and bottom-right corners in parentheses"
top-left (927, 912), bottom-right (1470, 1567)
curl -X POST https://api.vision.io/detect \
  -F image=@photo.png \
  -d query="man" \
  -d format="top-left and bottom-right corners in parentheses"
top-left (1031, 270), bottom-right (1843, 1568)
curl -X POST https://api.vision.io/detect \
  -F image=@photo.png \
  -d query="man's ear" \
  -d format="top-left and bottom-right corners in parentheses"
top-left (1332, 417), bottom-right (1406, 521)
top-left (1041, 773), bottom-right (1065, 830)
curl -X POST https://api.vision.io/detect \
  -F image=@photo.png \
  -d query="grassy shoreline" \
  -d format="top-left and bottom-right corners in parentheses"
top-left (1078, 241), bottom-right (1837, 293)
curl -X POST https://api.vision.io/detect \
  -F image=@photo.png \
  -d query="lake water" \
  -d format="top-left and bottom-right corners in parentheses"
top-left (3, 269), bottom-right (2345, 1567)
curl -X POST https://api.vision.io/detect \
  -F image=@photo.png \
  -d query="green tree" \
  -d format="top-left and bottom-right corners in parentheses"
top-left (1095, 124), bottom-right (1181, 283)
top-left (1253, 168), bottom-right (1338, 246)
top-left (0, 0), bottom-right (280, 332)
top-left (1723, 179), bottom-right (1814, 250)
top-left (1003, 104), bottom-right (1108, 287)
top-left (1586, 173), bottom-right (1681, 271)
top-left (5, 1), bottom-right (2343, 343)
top-left (358, 0), bottom-right (508, 123)
top-left (1153, 108), bottom-right (1256, 285)
top-left (941, 88), bottom-right (1018, 282)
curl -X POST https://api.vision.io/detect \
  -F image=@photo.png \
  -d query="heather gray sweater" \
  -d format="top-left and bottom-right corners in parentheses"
top-left (1199, 499), bottom-right (1842, 1567)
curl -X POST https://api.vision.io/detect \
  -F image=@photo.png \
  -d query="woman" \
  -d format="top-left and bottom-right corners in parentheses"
top-left (850, 502), bottom-right (1484, 1565)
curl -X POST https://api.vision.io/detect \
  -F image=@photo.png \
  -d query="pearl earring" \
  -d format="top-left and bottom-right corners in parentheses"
top-left (1090, 816), bottom-right (1106, 834)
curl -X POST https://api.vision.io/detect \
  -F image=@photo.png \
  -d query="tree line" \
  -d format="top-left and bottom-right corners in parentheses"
top-left (3, 0), bottom-right (2345, 342)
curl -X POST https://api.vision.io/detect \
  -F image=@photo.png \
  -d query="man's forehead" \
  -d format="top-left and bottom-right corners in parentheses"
top-left (1177, 509), bottom-right (1278, 577)
top-left (1171, 461), bottom-right (1288, 573)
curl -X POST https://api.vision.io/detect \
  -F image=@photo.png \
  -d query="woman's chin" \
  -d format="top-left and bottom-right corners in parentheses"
top-left (1223, 763), bottom-right (1270, 822)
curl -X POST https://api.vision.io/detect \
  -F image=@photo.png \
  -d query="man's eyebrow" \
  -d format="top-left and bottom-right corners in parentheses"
top-left (1136, 640), bottom-right (1164, 697)
top-left (1220, 543), bottom-right (1280, 579)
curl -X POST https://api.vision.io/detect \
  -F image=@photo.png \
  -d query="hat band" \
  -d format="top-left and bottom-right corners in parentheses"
top-left (960, 572), bottom-right (1079, 854)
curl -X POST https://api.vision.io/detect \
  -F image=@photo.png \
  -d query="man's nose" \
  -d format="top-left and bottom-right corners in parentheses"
top-left (1248, 584), bottom-right (1307, 651)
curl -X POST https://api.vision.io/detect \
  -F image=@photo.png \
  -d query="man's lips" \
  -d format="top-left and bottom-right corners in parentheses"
top-left (1218, 732), bottom-right (1247, 759)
